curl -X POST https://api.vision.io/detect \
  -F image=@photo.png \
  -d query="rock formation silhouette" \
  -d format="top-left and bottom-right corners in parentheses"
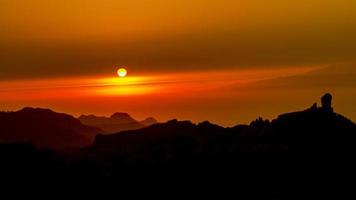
top-left (321, 93), bottom-right (333, 112)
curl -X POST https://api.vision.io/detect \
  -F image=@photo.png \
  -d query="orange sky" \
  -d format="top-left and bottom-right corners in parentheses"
top-left (1, 65), bottom-right (355, 126)
top-left (0, 0), bottom-right (355, 125)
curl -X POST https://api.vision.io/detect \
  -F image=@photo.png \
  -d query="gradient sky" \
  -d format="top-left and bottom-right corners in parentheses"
top-left (0, 0), bottom-right (355, 125)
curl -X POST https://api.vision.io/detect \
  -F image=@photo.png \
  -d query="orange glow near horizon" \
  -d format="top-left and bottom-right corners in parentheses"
top-left (1, 66), bottom-right (340, 126)
top-left (1, 1), bottom-right (356, 126)
top-left (0, 66), bottom-right (322, 99)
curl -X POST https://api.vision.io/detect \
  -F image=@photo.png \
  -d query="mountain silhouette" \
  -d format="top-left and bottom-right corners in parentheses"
top-left (90, 101), bottom-right (355, 158)
top-left (78, 112), bottom-right (157, 134)
top-left (0, 107), bottom-right (102, 149)
top-left (0, 94), bottom-right (355, 196)
top-left (141, 117), bottom-right (158, 126)
top-left (84, 93), bottom-right (355, 196)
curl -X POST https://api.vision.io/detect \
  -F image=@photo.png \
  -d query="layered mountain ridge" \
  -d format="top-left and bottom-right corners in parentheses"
top-left (78, 112), bottom-right (157, 134)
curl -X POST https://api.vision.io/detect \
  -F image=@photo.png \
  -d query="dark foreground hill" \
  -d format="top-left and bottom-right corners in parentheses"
top-left (78, 112), bottom-right (157, 134)
top-left (0, 94), bottom-right (355, 197)
top-left (90, 94), bottom-right (355, 158)
top-left (0, 107), bottom-right (102, 149)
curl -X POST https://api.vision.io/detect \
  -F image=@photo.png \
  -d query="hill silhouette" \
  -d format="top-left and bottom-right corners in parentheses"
top-left (0, 94), bottom-right (355, 196)
top-left (0, 107), bottom-right (102, 149)
top-left (78, 112), bottom-right (157, 134)
top-left (90, 93), bottom-right (355, 157)
top-left (141, 117), bottom-right (158, 126)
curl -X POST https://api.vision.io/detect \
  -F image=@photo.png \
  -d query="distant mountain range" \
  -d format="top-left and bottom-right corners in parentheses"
top-left (0, 107), bottom-right (102, 149)
top-left (0, 94), bottom-right (355, 196)
top-left (78, 113), bottom-right (157, 134)
top-left (0, 108), bottom-right (157, 149)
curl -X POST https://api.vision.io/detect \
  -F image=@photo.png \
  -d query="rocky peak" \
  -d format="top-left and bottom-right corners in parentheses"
top-left (141, 117), bottom-right (158, 126)
top-left (110, 112), bottom-right (137, 123)
top-left (321, 93), bottom-right (333, 113)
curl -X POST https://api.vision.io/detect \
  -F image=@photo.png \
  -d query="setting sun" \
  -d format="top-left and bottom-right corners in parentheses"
top-left (0, 0), bottom-right (355, 193)
top-left (117, 68), bottom-right (127, 77)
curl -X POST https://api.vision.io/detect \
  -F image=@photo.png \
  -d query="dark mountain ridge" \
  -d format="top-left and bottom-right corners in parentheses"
top-left (0, 93), bottom-right (355, 196)
top-left (90, 94), bottom-right (355, 157)
top-left (78, 112), bottom-right (157, 134)
top-left (0, 107), bottom-right (102, 149)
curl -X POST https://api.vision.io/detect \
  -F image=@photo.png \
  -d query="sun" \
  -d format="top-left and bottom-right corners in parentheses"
top-left (117, 68), bottom-right (127, 77)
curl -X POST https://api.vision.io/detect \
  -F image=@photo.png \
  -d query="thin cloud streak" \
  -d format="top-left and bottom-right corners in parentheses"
top-left (0, 66), bottom-right (320, 94)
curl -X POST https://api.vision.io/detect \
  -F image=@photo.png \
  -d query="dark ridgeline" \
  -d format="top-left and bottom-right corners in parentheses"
top-left (78, 112), bottom-right (157, 134)
top-left (0, 107), bottom-right (102, 149)
top-left (0, 93), bottom-right (355, 197)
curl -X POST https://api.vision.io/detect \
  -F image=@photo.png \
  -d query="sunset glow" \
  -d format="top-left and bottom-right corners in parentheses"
top-left (0, 0), bottom-right (355, 192)
top-left (0, 0), bottom-right (355, 125)
top-left (0, 66), bottom-right (341, 125)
